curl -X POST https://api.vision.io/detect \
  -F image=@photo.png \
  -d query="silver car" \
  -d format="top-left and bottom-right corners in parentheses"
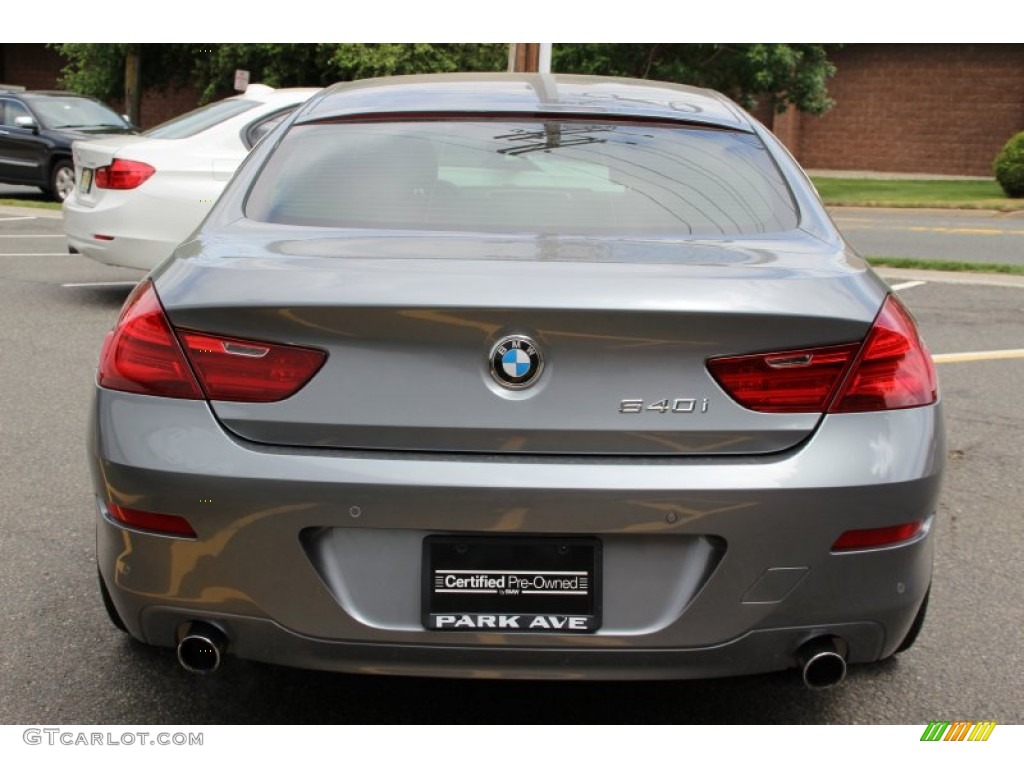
top-left (90, 73), bottom-right (943, 687)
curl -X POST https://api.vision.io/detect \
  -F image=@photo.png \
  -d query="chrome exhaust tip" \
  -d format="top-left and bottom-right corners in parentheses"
top-left (797, 636), bottom-right (847, 689)
top-left (176, 622), bottom-right (227, 674)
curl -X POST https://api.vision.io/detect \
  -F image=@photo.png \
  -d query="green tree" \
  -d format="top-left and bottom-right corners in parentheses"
top-left (189, 43), bottom-right (507, 102)
top-left (554, 43), bottom-right (838, 114)
top-left (54, 43), bottom-right (838, 116)
top-left (54, 43), bottom-right (507, 106)
top-left (328, 43), bottom-right (507, 82)
top-left (993, 131), bottom-right (1024, 198)
top-left (54, 44), bottom-right (198, 102)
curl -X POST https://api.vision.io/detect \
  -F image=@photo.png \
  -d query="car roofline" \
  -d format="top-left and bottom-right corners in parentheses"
top-left (296, 73), bottom-right (754, 133)
top-left (294, 110), bottom-right (754, 134)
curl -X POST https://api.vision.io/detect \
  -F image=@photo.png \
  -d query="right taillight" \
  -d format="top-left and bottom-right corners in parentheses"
top-left (829, 294), bottom-right (937, 413)
top-left (94, 159), bottom-right (155, 190)
top-left (707, 343), bottom-right (859, 413)
top-left (98, 280), bottom-right (326, 402)
top-left (708, 294), bottom-right (936, 414)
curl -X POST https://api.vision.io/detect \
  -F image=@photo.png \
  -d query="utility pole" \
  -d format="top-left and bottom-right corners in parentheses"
top-left (124, 45), bottom-right (142, 127)
top-left (508, 44), bottom-right (552, 73)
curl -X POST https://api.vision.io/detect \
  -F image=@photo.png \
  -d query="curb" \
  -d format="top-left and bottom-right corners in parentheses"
top-left (874, 267), bottom-right (1024, 289)
top-left (826, 205), bottom-right (1024, 218)
top-left (808, 169), bottom-right (993, 181)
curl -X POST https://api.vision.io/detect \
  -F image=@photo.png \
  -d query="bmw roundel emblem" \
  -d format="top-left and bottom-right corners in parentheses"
top-left (489, 335), bottom-right (543, 389)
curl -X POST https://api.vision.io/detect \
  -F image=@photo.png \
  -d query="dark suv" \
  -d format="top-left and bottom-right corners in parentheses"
top-left (0, 88), bottom-right (136, 201)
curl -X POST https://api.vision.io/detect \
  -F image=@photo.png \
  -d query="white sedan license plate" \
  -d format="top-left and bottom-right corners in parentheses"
top-left (80, 167), bottom-right (93, 194)
top-left (424, 536), bottom-right (601, 632)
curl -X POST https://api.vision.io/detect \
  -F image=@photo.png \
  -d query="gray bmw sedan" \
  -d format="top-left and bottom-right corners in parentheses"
top-left (90, 73), bottom-right (943, 687)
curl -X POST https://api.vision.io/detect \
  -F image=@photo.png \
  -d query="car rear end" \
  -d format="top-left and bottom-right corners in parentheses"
top-left (90, 75), bottom-right (943, 682)
top-left (65, 88), bottom-right (317, 271)
top-left (65, 135), bottom-right (183, 269)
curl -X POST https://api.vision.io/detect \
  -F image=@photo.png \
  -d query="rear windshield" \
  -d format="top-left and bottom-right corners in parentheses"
top-left (245, 120), bottom-right (798, 236)
top-left (144, 98), bottom-right (257, 140)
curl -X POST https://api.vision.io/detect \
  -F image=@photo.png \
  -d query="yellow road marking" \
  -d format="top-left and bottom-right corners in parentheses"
top-left (907, 226), bottom-right (1023, 236)
top-left (832, 219), bottom-right (1024, 236)
top-left (933, 349), bottom-right (1024, 364)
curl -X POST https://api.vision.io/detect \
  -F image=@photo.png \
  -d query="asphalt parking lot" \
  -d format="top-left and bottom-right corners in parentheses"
top-left (833, 207), bottom-right (1024, 264)
top-left (0, 208), bottom-right (1021, 724)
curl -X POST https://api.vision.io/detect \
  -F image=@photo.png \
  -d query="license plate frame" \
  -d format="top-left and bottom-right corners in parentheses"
top-left (423, 536), bottom-right (601, 633)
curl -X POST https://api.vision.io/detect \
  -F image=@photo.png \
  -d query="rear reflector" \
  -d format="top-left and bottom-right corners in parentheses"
top-left (176, 329), bottom-right (327, 402)
top-left (107, 503), bottom-right (197, 538)
top-left (94, 159), bottom-right (155, 190)
top-left (99, 280), bottom-right (326, 402)
top-left (832, 520), bottom-right (924, 551)
top-left (708, 295), bottom-right (937, 414)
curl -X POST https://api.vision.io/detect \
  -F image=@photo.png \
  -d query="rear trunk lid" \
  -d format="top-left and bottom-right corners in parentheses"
top-left (154, 227), bottom-right (887, 456)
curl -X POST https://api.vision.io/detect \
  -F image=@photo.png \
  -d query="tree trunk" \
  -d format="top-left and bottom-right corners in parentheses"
top-left (124, 46), bottom-right (142, 127)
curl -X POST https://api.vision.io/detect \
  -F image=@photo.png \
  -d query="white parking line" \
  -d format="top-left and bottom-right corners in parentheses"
top-left (890, 280), bottom-right (927, 291)
top-left (874, 267), bottom-right (1024, 289)
top-left (0, 234), bottom-right (65, 238)
top-left (0, 216), bottom-right (37, 222)
top-left (62, 281), bottom-right (138, 288)
top-left (0, 252), bottom-right (70, 257)
top-left (933, 349), bottom-right (1024, 364)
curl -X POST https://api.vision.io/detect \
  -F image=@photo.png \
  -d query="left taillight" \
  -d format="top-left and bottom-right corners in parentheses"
top-left (175, 330), bottom-right (327, 403)
top-left (98, 280), bottom-right (326, 402)
top-left (98, 281), bottom-right (203, 398)
top-left (94, 159), bottom-right (155, 190)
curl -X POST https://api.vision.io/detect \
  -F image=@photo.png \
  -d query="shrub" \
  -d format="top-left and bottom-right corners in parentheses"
top-left (993, 131), bottom-right (1024, 198)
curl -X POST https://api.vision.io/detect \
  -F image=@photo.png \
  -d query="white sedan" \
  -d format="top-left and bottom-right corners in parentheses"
top-left (64, 85), bottom-right (319, 270)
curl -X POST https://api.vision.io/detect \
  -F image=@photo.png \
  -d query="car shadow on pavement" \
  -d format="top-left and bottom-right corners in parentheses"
top-left (108, 636), bottom-right (881, 725)
top-left (60, 284), bottom-right (138, 311)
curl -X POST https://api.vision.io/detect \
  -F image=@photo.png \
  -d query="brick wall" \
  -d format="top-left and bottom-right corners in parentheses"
top-left (109, 87), bottom-right (205, 130)
top-left (787, 44), bottom-right (1024, 176)
top-left (1, 44), bottom-right (65, 90)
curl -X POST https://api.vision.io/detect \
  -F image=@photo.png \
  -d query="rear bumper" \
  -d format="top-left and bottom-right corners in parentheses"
top-left (63, 187), bottom-right (208, 271)
top-left (91, 388), bottom-right (942, 679)
top-left (136, 608), bottom-right (889, 680)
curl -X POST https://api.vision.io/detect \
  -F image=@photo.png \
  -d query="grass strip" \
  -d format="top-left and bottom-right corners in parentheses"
top-left (867, 256), bottom-right (1024, 275)
top-left (812, 178), bottom-right (1024, 212)
top-left (0, 199), bottom-right (62, 211)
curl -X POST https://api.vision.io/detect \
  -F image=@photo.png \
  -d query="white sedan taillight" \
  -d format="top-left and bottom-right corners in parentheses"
top-left (94, 159), bottom-right (156, 190)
